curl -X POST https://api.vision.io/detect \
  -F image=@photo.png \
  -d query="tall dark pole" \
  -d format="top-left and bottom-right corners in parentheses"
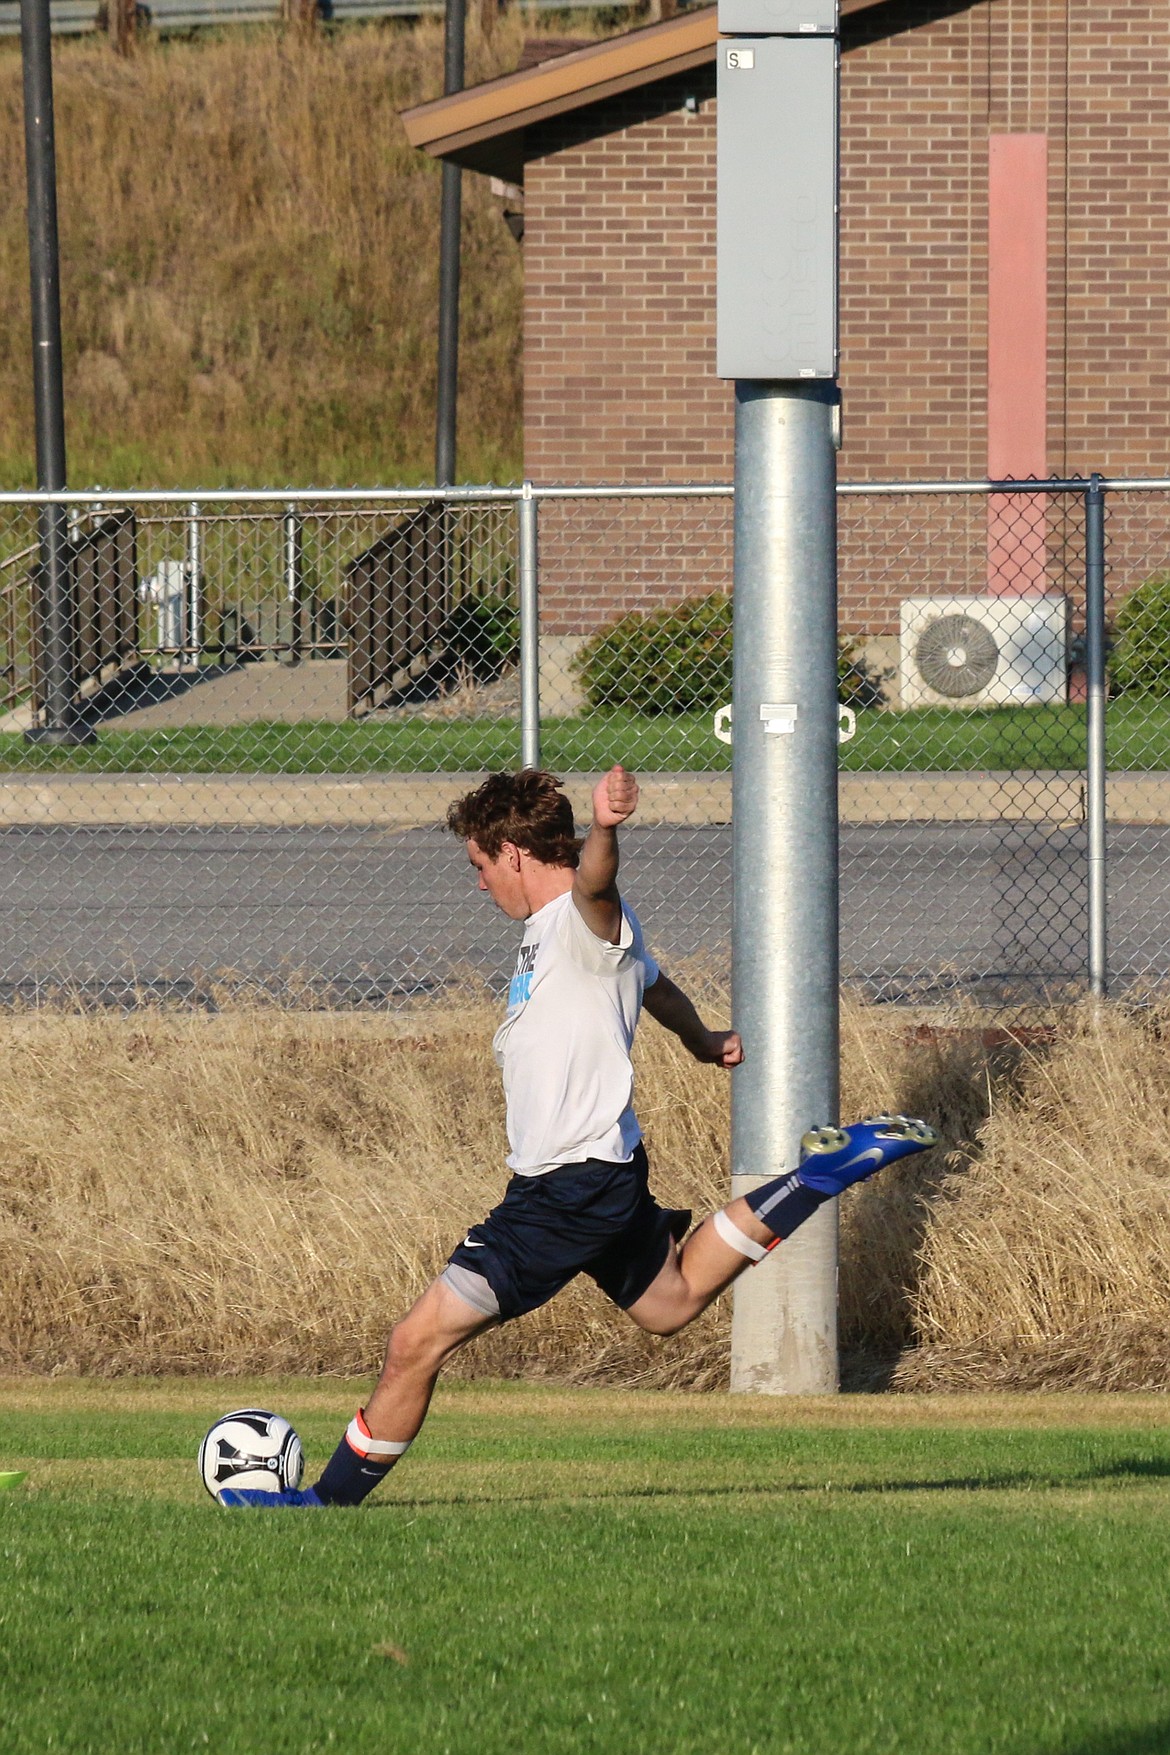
top-left (434, 0), bottom-right (465, 487)
top-left (20, 0), bottom-right (84, 744)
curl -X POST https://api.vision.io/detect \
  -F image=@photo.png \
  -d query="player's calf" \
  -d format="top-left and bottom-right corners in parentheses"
top-left (308, 1408), bottom-right (414, 1506)
top-left (715, 1114), bottom-right (939, 1261)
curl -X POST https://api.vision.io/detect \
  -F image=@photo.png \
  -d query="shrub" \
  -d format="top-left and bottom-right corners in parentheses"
top-left (572, 594), bottom-right (732, 715)
top-left (572, 593), bottom-right (886, 716)
top-left (1108, 570), bottom-right (1170, 696)
top-left (838, 636), bottom-right (889, 709)
top-left (444, 591), bottom-right (520, 681)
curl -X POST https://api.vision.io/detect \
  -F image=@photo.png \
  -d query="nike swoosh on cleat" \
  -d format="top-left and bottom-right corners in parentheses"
top-left (837, 1147), bottom-right (886, 1176)
top-left (804, 1146), bottom-right (886, 1185)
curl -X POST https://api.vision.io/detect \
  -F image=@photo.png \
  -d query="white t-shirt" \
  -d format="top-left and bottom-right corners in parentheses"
top-left (492, 889), bottom-right (660, 1176)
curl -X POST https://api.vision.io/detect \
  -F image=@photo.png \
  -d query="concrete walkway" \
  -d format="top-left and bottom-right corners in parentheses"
top-left (0, 770), bottom-right (1166, 827)
top-left (0, 660), bottom-right (350, 736)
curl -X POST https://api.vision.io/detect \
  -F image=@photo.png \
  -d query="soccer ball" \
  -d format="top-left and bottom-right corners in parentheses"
top-left (198, 1408), bottom-right (304, 1500)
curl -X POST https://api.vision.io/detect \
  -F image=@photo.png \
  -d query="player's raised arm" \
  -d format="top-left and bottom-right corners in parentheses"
top-left (571, 764), bottom-right (639, 944)
top-left (642, 970), bottom-right (744, 1067)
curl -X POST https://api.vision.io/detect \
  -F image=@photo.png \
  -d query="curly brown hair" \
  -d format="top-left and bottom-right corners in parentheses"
top-left (446, 770), bottom-right (581, 868)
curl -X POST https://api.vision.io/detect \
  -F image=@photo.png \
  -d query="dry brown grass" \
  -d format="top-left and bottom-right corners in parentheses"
top-left (1, 989), bottom-right (1168, 1391)
top-left (0, 21), bottom-right (540, 487)
top-left (897, 1002), bottom-right (1170, 1393)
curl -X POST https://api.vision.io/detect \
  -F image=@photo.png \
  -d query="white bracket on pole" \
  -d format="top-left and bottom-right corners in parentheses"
top-left (713, 702), bottom-right (856, 744)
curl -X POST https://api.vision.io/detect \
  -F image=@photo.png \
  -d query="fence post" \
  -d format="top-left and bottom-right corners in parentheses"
top-left (519, 483), bottom-right (540, 771)
top-left (1085, 472), bottom-right (1108, 1000)
top-left (185, 501), bottom-right (202, 670)
top-left (284, 505), bottom-right (304, 664)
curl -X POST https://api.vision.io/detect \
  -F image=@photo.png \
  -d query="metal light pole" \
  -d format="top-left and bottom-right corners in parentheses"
top-left (728, 383), bottom-right (840, 1393)
top-left (434, 0), bottom-right (466, 488)
top-left (20, 0), bottom-right (87, 745)
top-left (717, 0), bottom-right (841, 1392)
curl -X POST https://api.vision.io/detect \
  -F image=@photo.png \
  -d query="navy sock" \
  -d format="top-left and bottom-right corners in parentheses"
top-left (312, 1437), bottom-right (393, 1507)
top-left (744, 1170), bottom-right (829, 1242)
top-left (311, 1410), bottom-right (410, 1507)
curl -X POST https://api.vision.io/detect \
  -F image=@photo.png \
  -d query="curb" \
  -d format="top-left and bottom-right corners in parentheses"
top-left (0, 770), bottom-right (1165, 827)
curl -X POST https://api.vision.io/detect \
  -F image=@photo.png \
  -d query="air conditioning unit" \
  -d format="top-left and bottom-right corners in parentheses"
top-left (899, 595), bottom-right (1068, 708)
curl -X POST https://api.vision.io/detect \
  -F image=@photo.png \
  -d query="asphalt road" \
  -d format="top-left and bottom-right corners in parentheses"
top-left (0, 820), bottom-right (1162, 1007)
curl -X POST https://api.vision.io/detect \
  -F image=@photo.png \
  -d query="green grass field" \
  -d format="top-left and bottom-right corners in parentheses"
top-left (0, 698), bottom-right (1167, 775)
top-left (4, 1381), bottom-right (1170, 1754)
top-left (0, 702), bottom-right (1111, 775)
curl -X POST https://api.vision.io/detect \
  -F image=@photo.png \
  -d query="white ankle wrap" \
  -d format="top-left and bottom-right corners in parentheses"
top-left (713, 1208), bottom-right (769, 1262)
top-left (346, 1416), bottom-right (412, 1461)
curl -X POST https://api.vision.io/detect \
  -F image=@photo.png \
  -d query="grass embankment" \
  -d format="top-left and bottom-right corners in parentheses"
top-left (0, 701), bottom-right (1115, 774)
top-left (4, 1381), bottom-right (1170, 1753)
top-left (0, 22), bottom-right (528, 488)
top-left (0, 991), bottom-right (1167, 1389)
top-left (1, 697), bottom-right (1169, 772)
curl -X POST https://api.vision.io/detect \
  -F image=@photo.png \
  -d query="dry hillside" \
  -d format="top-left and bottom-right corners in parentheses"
top-left (0, 20), bottom-right (532, 488)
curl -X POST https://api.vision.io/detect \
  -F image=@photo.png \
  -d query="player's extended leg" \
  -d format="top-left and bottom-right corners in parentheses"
top-left (218, 1278), bottom-right (496, 1508)
top-left (627, 1115), bottom-right (938, 1337)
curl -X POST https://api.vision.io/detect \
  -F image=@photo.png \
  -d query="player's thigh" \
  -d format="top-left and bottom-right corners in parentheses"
top-left (622, 1243), bottom-right (693, 1334)
top-left (385, 1276), bottom-right (498, 1371)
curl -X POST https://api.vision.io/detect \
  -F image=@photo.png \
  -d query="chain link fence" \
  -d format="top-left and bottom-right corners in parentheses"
top-left (1097, 484), bottom-right (1170, 994)
top-left (0, 477), bottom-right (1162, 1009)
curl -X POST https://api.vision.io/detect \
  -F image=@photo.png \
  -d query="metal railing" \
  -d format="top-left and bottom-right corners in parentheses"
top-left (0, 475), bottom-right (1166, 1010)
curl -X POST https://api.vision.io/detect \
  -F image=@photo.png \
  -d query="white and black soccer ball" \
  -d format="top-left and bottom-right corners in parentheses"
top-left (198, 1408), bottom-right (304, 1500)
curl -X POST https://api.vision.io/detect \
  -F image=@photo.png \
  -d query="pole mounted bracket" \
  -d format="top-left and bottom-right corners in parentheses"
top-left (760, 702), bottom-right (799, 734)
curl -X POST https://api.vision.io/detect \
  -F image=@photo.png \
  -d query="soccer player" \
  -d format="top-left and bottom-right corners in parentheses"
top-left (219, 765), bottom-right (936, 1508)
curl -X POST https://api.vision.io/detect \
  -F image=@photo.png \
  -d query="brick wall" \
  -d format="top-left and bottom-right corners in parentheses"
top-left (524, 71), bottom-right (730, 635)
top-left (524, 70), bottom-right (727, 490)
top-left (1066, 2), bottom-right (1170, 486)
top-left (839, 0), bottom-right (991, 485)
top-left (521, 0), bottom-right (1170, 633)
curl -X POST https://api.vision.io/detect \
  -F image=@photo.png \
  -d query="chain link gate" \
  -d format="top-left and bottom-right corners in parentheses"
top-left (836, 481), bottom-right (1094, 1008)
top-left (0, 477), bottom-right (1160, 1010)
top-left (1096, 482), bottom-right (1170, 995)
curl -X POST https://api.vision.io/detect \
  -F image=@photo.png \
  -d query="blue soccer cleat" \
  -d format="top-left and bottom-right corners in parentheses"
top-left (796, 1114), bottom-right (939, 1196)
top-left (217, 1485), bottom-right (326, 1509)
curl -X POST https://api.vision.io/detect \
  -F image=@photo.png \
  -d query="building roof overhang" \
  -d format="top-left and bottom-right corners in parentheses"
top-left (401, 0), bottom-right (891, 183)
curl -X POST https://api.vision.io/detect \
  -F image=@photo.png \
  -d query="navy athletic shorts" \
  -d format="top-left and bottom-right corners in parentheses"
top-left (445, 1143), bottom-right (691, 1323)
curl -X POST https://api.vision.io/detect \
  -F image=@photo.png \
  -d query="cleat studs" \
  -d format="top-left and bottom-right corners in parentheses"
top-left (858, 1113), bottom-right (940, 1147)
top-left (872, 1116), bottom-right (940, 1146)
top-left (800, 1125), bottom-right (848, 1155)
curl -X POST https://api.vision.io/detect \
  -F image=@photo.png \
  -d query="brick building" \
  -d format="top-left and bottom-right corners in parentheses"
top-left (404, 3), bottom-right (1170, 677)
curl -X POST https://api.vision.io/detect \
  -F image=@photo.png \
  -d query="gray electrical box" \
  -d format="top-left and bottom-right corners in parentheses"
top-left (718, 0), bottom-right (837, 33)
top-left (716, 36), bottom-right (838, 380)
